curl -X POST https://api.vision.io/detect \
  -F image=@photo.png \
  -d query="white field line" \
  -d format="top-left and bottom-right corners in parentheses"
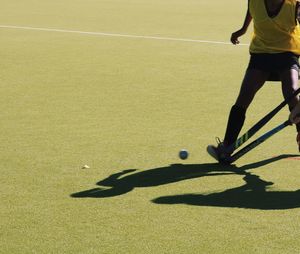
top-left (0, 25), bottom-right (249, 46)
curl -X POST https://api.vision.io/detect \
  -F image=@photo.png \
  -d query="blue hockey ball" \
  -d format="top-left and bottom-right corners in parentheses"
top-left (179, 149), bottom-right (189, 160)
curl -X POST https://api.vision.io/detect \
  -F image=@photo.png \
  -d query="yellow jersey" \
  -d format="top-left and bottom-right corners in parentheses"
top-left (249, 0), bottom-right (300, 54)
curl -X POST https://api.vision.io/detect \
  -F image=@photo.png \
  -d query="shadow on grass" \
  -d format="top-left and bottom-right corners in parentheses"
top-left (153, 155), bottom-right (300, 210)
top-left (71, 163), bottom-right (236, 198)
top-left (153, 175), bottom-right (300, 210)
top-left (71, 154), bottom-right (300, 210)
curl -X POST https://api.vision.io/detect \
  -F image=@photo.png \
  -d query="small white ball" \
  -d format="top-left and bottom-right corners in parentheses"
top-left (179, 149), bottom-right (189, 160)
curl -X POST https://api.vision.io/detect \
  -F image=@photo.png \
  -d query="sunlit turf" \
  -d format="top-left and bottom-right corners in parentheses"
top-left (1, 1), bottom-right (300, 253)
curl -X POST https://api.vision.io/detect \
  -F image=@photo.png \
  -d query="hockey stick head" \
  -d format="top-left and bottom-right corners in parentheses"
top-left (229, 120), bottom-right (292, 163)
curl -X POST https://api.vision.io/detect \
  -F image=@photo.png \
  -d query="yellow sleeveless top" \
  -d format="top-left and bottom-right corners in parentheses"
top-left (249, 0), bottom-right (300, 54)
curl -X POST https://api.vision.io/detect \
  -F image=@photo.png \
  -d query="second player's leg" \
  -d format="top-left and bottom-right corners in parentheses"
top-left (280, 68), bottom-right (300, 151)
top-left (280, 68), bottom-right (300, 110)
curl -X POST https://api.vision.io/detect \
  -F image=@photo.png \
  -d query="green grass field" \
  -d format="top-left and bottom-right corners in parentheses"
top-left (1, 1), bottom-right (300, 253)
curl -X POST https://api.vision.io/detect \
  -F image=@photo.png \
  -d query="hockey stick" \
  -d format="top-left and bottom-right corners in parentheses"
top-left (227, 87), bottom-right (300, 153)
top-left (229, 119), bottom-right (292, 163)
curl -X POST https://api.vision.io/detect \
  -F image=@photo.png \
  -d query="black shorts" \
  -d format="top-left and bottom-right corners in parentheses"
top-left (247, 52), bottom-right (300, 81)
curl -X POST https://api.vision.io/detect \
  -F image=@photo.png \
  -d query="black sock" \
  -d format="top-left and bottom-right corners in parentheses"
top-left (224, 105), bottom-right (247, 146)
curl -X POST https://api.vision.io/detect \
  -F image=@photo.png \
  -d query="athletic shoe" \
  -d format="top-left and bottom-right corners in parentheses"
top-left (207, 138), bottom-right (232, 164)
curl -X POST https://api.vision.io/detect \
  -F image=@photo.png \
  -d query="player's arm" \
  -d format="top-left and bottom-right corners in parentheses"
top-left (297, 1), bottom-right (300, 24)
top-left (289, 103), bottom-right (300, 124)
top-left (230, 0), bottom-right (252, 45)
